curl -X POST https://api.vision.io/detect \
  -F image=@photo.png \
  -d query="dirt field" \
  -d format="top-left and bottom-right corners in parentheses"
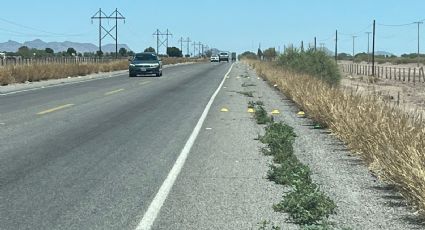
top-left (339, 61), bottom-right (425, 116)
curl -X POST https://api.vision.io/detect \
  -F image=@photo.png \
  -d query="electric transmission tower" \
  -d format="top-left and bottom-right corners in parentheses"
top-left (183, 37), bottom-right (191, 57)
top-left (91, 8), bottom-right (125, 58)
top-left (192, 41), bottom-right (197, 57)
top-left (152, 29), bottom-right (172, 55)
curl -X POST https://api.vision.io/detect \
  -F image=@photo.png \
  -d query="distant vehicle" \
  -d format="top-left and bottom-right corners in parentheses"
top-left (210, 54), bottom-right (219, 62)
top-left (218, 52), bottom-right (229, 62)
top-left (0, 52), bottom-right (5, 60)
top-left (129, 52), bottom-right (163, 77)
top-left (231, 52), bottom-right (237, 62)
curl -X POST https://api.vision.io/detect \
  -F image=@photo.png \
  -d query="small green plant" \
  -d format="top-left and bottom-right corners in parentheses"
top-left (257, 220), bottom-right (281, 230)
top-left (258, 121), bottom-right (337, 227)
top-left (242, 82), bottom-right (256, 87)
top-left (274, 182), bottom-right (336, 225)
top-left (267, 161), bottom-right (312, 186)
top-left (237, 91), bottom-right (254, 97)
top-left (248, 101), bottom-right (256, 108)
top-left (254, 105), bottom-right (272, 124)
top-left (256, 100), bottom-right (264, 106)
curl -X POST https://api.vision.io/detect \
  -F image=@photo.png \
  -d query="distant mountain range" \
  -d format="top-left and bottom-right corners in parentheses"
top-left (0, 39), bottom-right (131, 53)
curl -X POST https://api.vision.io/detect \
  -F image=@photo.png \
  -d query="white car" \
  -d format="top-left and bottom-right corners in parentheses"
top-left (210, 55), bottom-right (219, 62)
top-left (218, 52), bottom-right (229, 62)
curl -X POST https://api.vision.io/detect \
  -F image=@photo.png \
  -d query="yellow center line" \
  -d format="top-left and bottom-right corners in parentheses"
top-left (37, 104), bottom-right (74, 115)
top-left (104, 88), bottom-right (125, 96)
top-left (139, 81), bottom-right (152, 86)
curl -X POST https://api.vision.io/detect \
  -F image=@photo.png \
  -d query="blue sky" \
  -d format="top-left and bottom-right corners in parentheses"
top-left (0, 0), bottom-right (424, 55)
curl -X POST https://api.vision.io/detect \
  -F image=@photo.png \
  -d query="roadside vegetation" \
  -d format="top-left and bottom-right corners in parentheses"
top-left (246, 55), bottom-right (425, 217)
top-left (260, 121), bottom-right (337, 228)
top-left (277, 48), bottom-right (341, 85)
top-left (0, 57), bottom-right (203, 86)
top-left (248, 99), bottom-right (340, 228)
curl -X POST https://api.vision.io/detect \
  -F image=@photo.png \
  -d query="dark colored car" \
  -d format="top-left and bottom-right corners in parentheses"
top-left (129, 52), bottom-right (163, 77)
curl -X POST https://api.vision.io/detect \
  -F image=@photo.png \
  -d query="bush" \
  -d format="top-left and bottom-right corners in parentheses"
top-left (274, 181), bottom-right (336, 225)
top-left (254, 105), bottom-right (272, 124)
top-left (268, 160), bottom-right (312, 185)
top-left (278, 48), bottom-right (341, 85)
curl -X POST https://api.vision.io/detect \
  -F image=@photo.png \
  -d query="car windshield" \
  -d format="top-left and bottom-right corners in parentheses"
top-left (134, 53), bottom-right (158, 61)
top-left (220, 53), bottom-right (227, 55)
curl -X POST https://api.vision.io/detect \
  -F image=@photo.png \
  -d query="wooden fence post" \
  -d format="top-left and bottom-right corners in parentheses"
top-left (413, 68), bottom-right (416, 84)
top-left (408, 68), bottom-right (411, 82)
top-left (403, 68), bottom-right (406, 81)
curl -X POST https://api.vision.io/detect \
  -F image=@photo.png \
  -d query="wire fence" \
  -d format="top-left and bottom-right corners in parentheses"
top-left (339, 63), bottom-right (425, 83)
top-left (0, 57), bottom-right (126, 67)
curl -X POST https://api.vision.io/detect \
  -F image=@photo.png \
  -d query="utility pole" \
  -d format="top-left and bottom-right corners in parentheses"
top-left (352, 35), bottom-right (357, 63)
top-left (320, 43), bottom-right (325, 50)
top-left (178, 37), bottom-right (184, 55)
top-left (301, 40), bottom-right (304, 51)
top-left (183, 37), bottom-right (191, 57)
top-left (414, 21), bottom-right (423, 67)
top-left (197, 42), bottom-right (202, 57)
top-left (335, 30), bottom-right (338, 62)
top-left (314, 37), bottom-right (317, 51)
top-left (202, 44), bottom-right (208, 57)
top-left (153, 29), bottom-right (162, 55)
top-left (164, 29), bottom-right (172, 55)
top-left (192, 41), bottom-right (197, 57)
top-left (91, 8), bottom-right (125, 57)
top-left (365, 32), bottom-right (371, 63)
top-left (372, 20), bottom-right (376, 76)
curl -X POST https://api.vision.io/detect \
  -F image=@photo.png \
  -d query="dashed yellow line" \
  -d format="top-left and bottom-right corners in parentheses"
top-left (104, 88), bottom-right (125, 96)
top-left (139, 81), bottom-right (151, 86)
top-left (37, 104), bottom-right (74, 115)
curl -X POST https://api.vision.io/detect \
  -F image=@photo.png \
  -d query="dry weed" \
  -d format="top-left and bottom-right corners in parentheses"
top-left (247, 60), bottom-right (425, 214)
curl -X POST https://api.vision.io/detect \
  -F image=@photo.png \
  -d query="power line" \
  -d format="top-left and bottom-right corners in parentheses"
top-left (0, 17), bottom-right (87, 37)
top-left (378, 22), bottom-right (414, 27)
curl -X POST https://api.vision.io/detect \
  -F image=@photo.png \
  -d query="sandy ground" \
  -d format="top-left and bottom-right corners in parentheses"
top-left (339, 62), bottom-right (425, 117)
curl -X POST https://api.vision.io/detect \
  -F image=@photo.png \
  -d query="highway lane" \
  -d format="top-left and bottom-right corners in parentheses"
top-left (0, 62), bottom-right (231, 229)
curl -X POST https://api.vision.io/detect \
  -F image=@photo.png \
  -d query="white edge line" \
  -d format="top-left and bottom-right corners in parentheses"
top-left (135, 63), bottom-right (235, 230)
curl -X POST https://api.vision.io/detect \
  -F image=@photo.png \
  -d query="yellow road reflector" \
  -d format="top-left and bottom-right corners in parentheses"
top-left (297, 111), bottom-right (306, 117)
top-left (37, 104), bottom-right (74, 115)
top-left (271, 109), bottom-right (280, 114)
top-left (220, 107), bottom-right (229, 112)
top-left (105, 88), bottom-right (124, 95)
top-left (247, 108), bottom-right (255, 113)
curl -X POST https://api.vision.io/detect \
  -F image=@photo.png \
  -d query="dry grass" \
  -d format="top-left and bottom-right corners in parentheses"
top-left (0, 61), bottom-right (128, 85)
top-left (247, 60), bottom-right (425, 215)
top-left (0, 57), bottom-right (206, 85)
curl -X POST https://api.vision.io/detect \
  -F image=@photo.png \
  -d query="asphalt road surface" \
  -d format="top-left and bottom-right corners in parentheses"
top-left (0, 62), bottom-right (232, 230)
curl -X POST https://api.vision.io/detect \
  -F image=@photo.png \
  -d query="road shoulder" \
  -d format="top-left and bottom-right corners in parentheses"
top-left (152, 62), bottom-right (296, 229)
